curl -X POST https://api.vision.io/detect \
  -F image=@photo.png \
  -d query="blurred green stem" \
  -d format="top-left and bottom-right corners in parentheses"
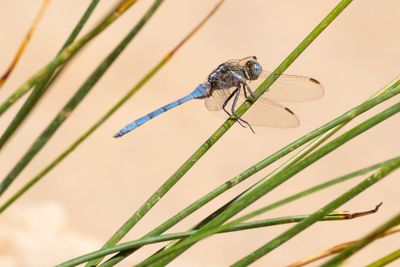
top-left (289, 226), bottom-right (400, 267)
top-left (0, 0), bottom-right (51, 89)
top-left (0, 0), bottom-right (164, 196)
top-left (367, 248), bottom-right (400, 267)
top-left (321, 213), bottom-right (400, 266)
top-left (0, 0), bottom-right (101, 150)
top-left (0, 0), bottom-right (139, 117)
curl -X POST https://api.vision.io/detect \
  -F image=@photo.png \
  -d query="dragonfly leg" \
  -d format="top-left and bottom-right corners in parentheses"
top-left (243, 84), bottom-right (248, 99)
top-left (221, 88), bottom-right (246, 128)
top-left (230, 87), bottom-right (248, 128)
top-left (220, 86), bottom-right (255, 133)
top-left (245, 83), bottom-right (255, 100)
top-left (242, 84), bottom-right (256, 133)
top-left (230, 86), bottom-right (241, 114)
top-left (236, 115), bottom-right (255, 133)
top-left (230, 85), bottom-right (255, 133)
top-left (222, 87), bottom-right (238, 117)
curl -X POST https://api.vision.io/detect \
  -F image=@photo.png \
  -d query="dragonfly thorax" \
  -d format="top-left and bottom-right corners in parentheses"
top-left (207, 57), bottom-right (263, 91)
top-left (207, 64), bottom-right (246, 90)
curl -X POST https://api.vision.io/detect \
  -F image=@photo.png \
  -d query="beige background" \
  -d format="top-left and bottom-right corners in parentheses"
top-left (1, 0), bottom-right (399, 266)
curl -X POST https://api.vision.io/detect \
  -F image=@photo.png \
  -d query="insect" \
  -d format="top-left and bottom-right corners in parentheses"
top-left (114, 56), bottom-right (323, 138)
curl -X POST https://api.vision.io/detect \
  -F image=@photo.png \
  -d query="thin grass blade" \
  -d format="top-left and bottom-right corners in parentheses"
top-left (0, 0), bottom-right (139, 117)
top-left (0, 0), bottom-right (51, 89)
top-left (0, 0), bottom-right (164, 196)
top-left (57, 208), bottom-right (379, 267)
top-left (320, 214), bottom-right (400, 266)
top-left (288, 226), bottom-right (400, 267)
top-left (366, 247), bottom-right (400, 267)
top-left (0, 0), bottom-right (101, 149)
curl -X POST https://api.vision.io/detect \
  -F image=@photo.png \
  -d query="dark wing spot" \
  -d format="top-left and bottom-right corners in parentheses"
top-left (285, 107), bottom-right (295, 115)
top-left (309, 78), bottom-right (320, 84)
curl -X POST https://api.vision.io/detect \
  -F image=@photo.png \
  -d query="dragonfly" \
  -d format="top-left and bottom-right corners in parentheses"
top-left (113, 56), bottom-right (323, 138)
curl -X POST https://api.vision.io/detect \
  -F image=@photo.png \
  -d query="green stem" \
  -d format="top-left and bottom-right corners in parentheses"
top-left (0, 0), bottom-right (164, 196)
top-left (62, 1), bottom-right (100, 48)
top-left (138, 101), bottom-right (400, 266)
top-left (58, 212), bottom-right (369, 267)
top-left (0, 0), bottom-right (139, 117)
top-left (153, 131), bottom-right (394, 256)
top-left (0, 0), bottom-right (51, 89)
top-left (231, 156), bottom-right (399, 224)
top-left (0, 0), bottom-right (101, 149)
top-left (233, 171), bottom-right (400, 266)
top-left (96, 1), bottom-right (354, 266)
top-left (321, 214), bottom-right (400, 266)
top-left (101, 83), bottom-right (400, 266)
top-left (366, 248), bottom-right (400, 267)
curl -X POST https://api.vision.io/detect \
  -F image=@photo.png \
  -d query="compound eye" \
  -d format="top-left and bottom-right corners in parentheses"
top-left (246, 61), bottom-right (253, 68)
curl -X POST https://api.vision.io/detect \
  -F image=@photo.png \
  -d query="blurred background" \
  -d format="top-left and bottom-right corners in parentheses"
top-left (0, 0), bottom-right (399, 266)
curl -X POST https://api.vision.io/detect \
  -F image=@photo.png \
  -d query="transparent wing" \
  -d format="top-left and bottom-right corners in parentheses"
top-left (225, 56), bottom-right (256, 66)
top-left (204, 87), bottom-right (235, 112)
top-left (253, 71), bottom-right (324, 102)
top-left (204, 88), bottom-right (299, 128)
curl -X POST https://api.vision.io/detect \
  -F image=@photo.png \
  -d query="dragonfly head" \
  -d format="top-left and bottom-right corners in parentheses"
top-left (244, 56), bottom-right (262, 81)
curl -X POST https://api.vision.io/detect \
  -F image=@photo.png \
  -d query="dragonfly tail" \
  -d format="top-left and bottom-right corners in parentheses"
top-left (113, 84), bottom-right (209, 138)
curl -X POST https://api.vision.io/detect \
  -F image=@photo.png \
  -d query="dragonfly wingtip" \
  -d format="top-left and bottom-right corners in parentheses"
top-left (309, 77), bottom-right (320, 84)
